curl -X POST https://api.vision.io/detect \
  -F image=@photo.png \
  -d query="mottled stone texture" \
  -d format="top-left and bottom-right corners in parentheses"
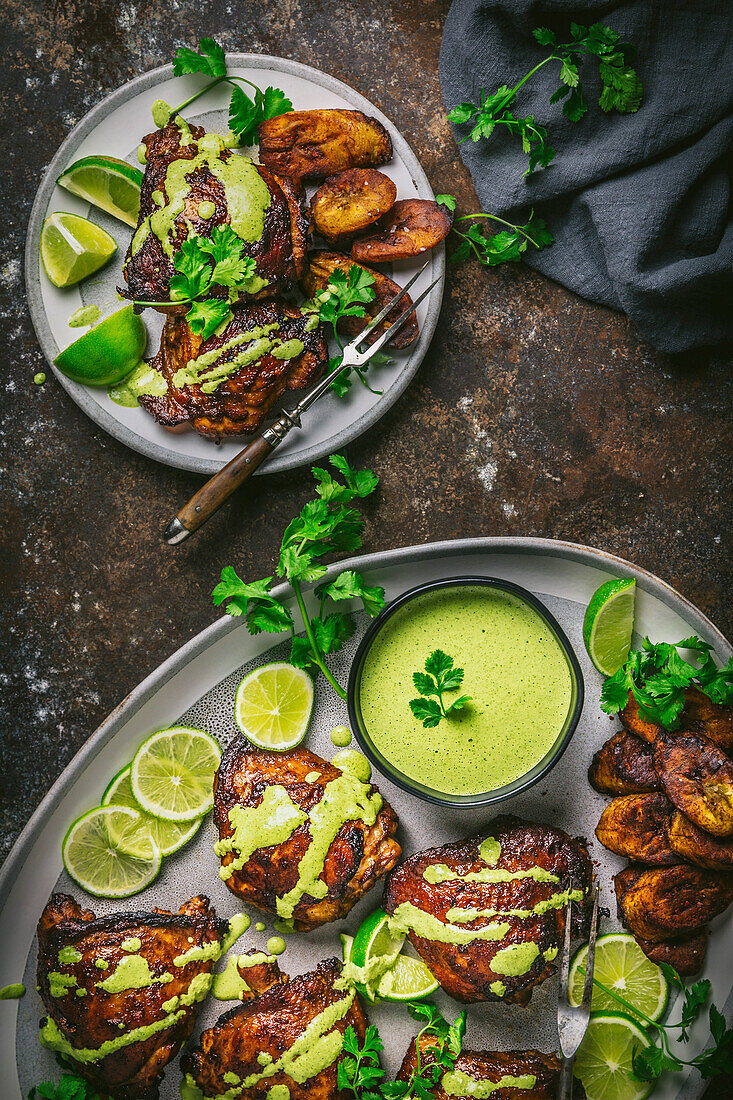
top-left (1, 8), bottom-right (731, 1078)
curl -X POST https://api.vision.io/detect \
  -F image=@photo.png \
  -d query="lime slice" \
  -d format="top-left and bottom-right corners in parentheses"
top-left (53, 305), bottom-right (147, 386)
top-left (40, 211), bottom-right (117, 288)
top-left (102, 764), bottom-right (203, 857)
top-left (62, 805), bottom-right (161, 898)
top-left (569, 933), bottom-right (668, 1025)
top-left (373, 953), bottom-right (439, 1002)
top-left (583, 578), bottom-right (636, 676)
top-left (130, 727), bottom-right (221, 822)
top-left (57, 155), bottom-right (143, 228)
top-left (235, 663), bottom-right (314, 751)
top-left (347, 908), bottom-right (436, 1002)
top-left (574, 1013), bottom-right (655, 1100)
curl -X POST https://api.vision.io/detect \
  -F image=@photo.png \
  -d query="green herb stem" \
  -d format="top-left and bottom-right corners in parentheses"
top-left (169, 74), bottom-right (263, 120)
top-left (292, 579), bottom-right (347, 701)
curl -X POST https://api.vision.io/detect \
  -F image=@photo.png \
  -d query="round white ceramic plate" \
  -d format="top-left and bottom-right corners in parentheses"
top-left (2, 538), bottom-right (730, 1099)
top-left (25, 55), bottom-right (445, 474)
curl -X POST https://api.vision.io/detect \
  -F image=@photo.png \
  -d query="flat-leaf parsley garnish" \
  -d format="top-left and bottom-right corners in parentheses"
top-left (314, 265), bottom-right (391, 398)
top-left (410, 650), bottom-right (472, 728)
top-left (435, 194), bottom-right (553, 267)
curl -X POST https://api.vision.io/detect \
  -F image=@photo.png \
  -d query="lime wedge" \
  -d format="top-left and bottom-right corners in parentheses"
top-left (53, 305), bottom-right (147, 386)
top-left (374, 954), bottom-right (439, 1002)
top-left (102, 764), bottom-right (203, 857)
top-left (57, 155), bottom-right (143, 227)
top-left (40, 211), bottom-right (117, 288)
top-left (234, 663), bottom-right (314, 751)
top-left (62, 805), bottom-right (161, 898)
top-left (583, 578), bottom-right (636, 676)
top-left (347, 908), bottom-right (437, 1003)
top-left (569, 933), bottom-right (668, 1025)
top-left (130, 727), bottom-right (221, 822)
top-left (574, 1013), bottom-right (655, 1100)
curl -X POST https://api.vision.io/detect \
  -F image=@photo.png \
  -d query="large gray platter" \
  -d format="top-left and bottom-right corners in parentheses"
top-left (1, 538), bottom-right (730, 1100)
top-left (25, 55), bottom-right (444, 474)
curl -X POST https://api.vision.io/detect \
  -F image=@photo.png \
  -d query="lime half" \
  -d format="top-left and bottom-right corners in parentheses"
top-left (347, 908), bottom-right (438, 1003)
top-left (570, 933), bottom-right (668, 1024)
top-left (235, 663), bottom-right (314, 751)
top-left (583, 578), bottom-right (636, 676)
top-left (62, 805), bottom-right (161, 898)
top-left (40, 211), bottom-right (117, 288)
top-left (102, 764), bottom-right (203, 857)
top-left (53, 305), bottom-right (147, 386)
top-left (57, 155), bottom-right (143, 227)
top-left (574, 1013), bottom-right (655, 1100)
top-left (130, 727), bottom-right (221, 822)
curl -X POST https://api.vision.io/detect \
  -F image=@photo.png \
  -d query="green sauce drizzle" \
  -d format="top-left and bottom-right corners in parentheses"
top-left (215, 785), bottom-right (308, 883)
top-left (108, 362), bottom-right (167, 407)
top-left (330, 726), bottom-right (352, 747)
top-left (389, 905), bottom-right (510, 946)
top-left (211, 955), bottom-right (251, 1002)
top-left (489, 980), bottom-right (506, 997)
top-left (68, 304), bottom-right (102, 328)
top-left (442, 1070), bottom-right (537, 1097)
top-left (58, 947), bottom-right (82, 965)
top-left (331, 749), bottom-right (371, 783)
top-left (221, 913), bottom-right (252, 953)
top-left (490, 942), bottom-right (540, 976)
top-left (424, 865), bottom-right (559, 886)
top-left (267, 936), bottom-right (286, 956)
top-left (0, 983), bottom-right (25, 999)
top-left (40, 1010), bottom-right (186, 1064)
top-left (120, 937), bottom-right (141, 952)
top-left (95, 955), bottom-right (173, 994)
top-left (48, 972), bottom-right (77, 998)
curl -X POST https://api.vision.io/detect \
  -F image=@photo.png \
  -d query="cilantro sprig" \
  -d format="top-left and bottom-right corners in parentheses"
top-left (168, 37), bottom-right (292, 145)
top-left (315, 266), bottom-right (391, 398)
top-left (409, 650), bottom-right (471, 727)
top-left (448, 22), bottom-right (642, 176)
top-left (213, 454), bottom-right (384, 700)
top-left (578, 961), bottom-right (733, 1082)
top-left (436, 194), bottom-right (553, 267)
top-left (338, 1002), bottom-right (466, 1098)
top-left (601, 636), bottom-right (733, 730)
top-left (29, 1069), bottom-right (101, 1100)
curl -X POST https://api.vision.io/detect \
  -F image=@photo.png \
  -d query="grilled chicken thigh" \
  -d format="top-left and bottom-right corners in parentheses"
top-left (36, 893), bottom-right (224, 1099)
top-left (139, 302), bottom-right (327, 439)
top-left (588, 730), bottom-right (659, 796)
top-left (384, 816), bottom-right (593, 1005)
top-left (182, 957), bottom-right (367, 1099)
top-left (397, 1035), bottom-right (576, 1100)
top-left (213, 743), bottom-right (400, 930)
top-left (123, 121), bottom-right (307, 304)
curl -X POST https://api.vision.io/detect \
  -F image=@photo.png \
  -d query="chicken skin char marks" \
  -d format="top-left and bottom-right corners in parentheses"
top-left (213, 743), bottom-right (400, 930)
top-left (122, 120), bottom-right (307, 305)
top-left (397, 1035), bottom-right (584, 1100)
top-left (588, 730), bottom-right (660, 796)
top-left (36, 893), bottom-right (224, 1100)
top-left (138, 302), bottom-right (328, 439)
top-left (182, 957), bottom-right (367, 1100)
top-left (384, 815), bottom-right (593, 1005)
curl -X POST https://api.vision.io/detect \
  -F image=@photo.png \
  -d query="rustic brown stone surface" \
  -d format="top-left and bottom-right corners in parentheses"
top-left (1, 8), bottom-right (731, 1086)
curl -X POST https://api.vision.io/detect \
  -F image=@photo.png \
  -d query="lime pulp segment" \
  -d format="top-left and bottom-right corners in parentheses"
top-left (583, 578), bottom-right (636, 676)
top-left (574, 1013), bottom-right (655, 1100)
top-left (569, 933), bottom-right (668, 1024)
top-left (53, 304), bottom-right (147, 386)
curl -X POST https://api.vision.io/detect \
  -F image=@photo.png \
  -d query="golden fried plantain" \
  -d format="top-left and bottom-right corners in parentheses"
top-left (303, 251), bottom-right (419, 349)
top-left (620, 688), bottom-right (733, 752)
top-left (351, 198), bottom-right (453, 262)
top-left (669, 811), bottom-right (733, 869)
top-left (595, 793), bottom-right (678, 865)
top-left (258, 110), bottom-right (392, 183)
top-left (654, 732), bottom-right (733, 837)
top-left (615, 863), bottom-right (733, 942)
top-left (310, 169), bottom-right (397, 242)
top-left (633, 930), bottom-right (708, 976)
top-left (588, 730), bottom-right (660, 795)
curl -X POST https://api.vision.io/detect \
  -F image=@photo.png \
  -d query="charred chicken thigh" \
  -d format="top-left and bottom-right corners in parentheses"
top-left (213, 743), bottom-right (400, 930)
top-left (36, 893), bottom-right (224, 1099)
top-left (384, 815), bottom-right (593, 1005)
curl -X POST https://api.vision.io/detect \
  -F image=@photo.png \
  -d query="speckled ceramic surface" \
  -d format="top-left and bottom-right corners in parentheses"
top-left (2, 539), bottom-right (730, 1099)
top-left (25, 54), bottom-right (445, 474)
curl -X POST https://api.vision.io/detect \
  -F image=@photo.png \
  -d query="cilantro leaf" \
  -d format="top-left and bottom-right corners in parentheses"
top-left (632, 1043), bottom-right (683, 1081)
top-left (173, 37), bottom-right (227, 78)
top-left (312, 612), bottom-right (355, 656)
top-left (229, 84), bottom-right (293, 146)
top-left (184, 298), bottom-right (230, 340)
top-left (328, 454), bottom-right (380, 498)
top-left (435, 193), bottom-right (457, 211)
top-left (29, 1074), bottom-right (101, 1100)
top-left (410, 651), bottom-right (470, 726)
top-left (409, 696), bottom-right (443, 727)
top-left (317, 570), bottom-right (385, 617)
top-left (170, 238), bottom-right (213, 302)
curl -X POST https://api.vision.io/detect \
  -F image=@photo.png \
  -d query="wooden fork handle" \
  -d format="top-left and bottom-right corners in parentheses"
top-left (163, 432), bottom-right (277, 544)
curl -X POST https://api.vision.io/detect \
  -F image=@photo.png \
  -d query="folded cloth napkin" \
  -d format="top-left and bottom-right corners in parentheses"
top-left (439, 0), bottom-right (733, 353)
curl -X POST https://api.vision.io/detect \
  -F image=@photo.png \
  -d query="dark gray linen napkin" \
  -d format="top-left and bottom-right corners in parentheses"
top-left (439, 0), bottom-right (733, 353)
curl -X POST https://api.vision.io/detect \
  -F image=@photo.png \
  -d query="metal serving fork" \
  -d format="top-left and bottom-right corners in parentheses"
top-left (164, 262), bottom-right (439, 544)
top-left (557, 881), bottom-right (600, 1100)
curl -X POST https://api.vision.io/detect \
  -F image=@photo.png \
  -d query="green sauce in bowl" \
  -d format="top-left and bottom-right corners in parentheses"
top-left (348, 578), bottom-right (583, 805)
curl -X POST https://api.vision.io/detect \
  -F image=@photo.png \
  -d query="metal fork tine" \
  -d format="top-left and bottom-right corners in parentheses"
top-left (581, 884), bottom-right (600, 1011)
top-left (559, 881), bottom-right (574, 1002)
top-left (352, 275), bottom-right (442, 363)
top-left (341, 260), bottom-right (430, 355)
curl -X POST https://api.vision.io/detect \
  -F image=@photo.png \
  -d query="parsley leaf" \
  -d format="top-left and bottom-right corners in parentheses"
top-left (186, 298), bottom-right (231, 340)
top-left (601, 636), bottom-right (733, 729)
top-left (214, 455), bottom-right (381, 701)
top-left (170, 238), bottom-right (213, 302)
top-left (173, 37), bottom-right (227, 79)
top-left (632, 1044), bottom-right (683, 1081)
top-left (314, 266), bottom-right (392, 398)
top-left (29, 1072), bottom-right (101, 1100)
top-left (409, 650), bottom-right (471, 726)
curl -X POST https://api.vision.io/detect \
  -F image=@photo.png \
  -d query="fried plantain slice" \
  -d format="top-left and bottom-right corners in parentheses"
top-left (633, 929), bottom-right (708, 976)
top-left (669, 811), bottom-right (733, 869)
top-left (595, 793), bottom-right (678, 865)
top-left (615, 863), bottom-right (733, 942)
top-left (654, 732), bottom-right (733, 837)
top-left (302, 251), bottom-right (419, 349)
top-left (258, 109), bottom-right (392, 183)
top-left (310, 169), bottom-right (397, 242)
top-left (351, 198), bottom-right (453, 262)
top-left (588, 730), bottom-right (660, 795)
top-left (620, 688), bottom-right (733, 752)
